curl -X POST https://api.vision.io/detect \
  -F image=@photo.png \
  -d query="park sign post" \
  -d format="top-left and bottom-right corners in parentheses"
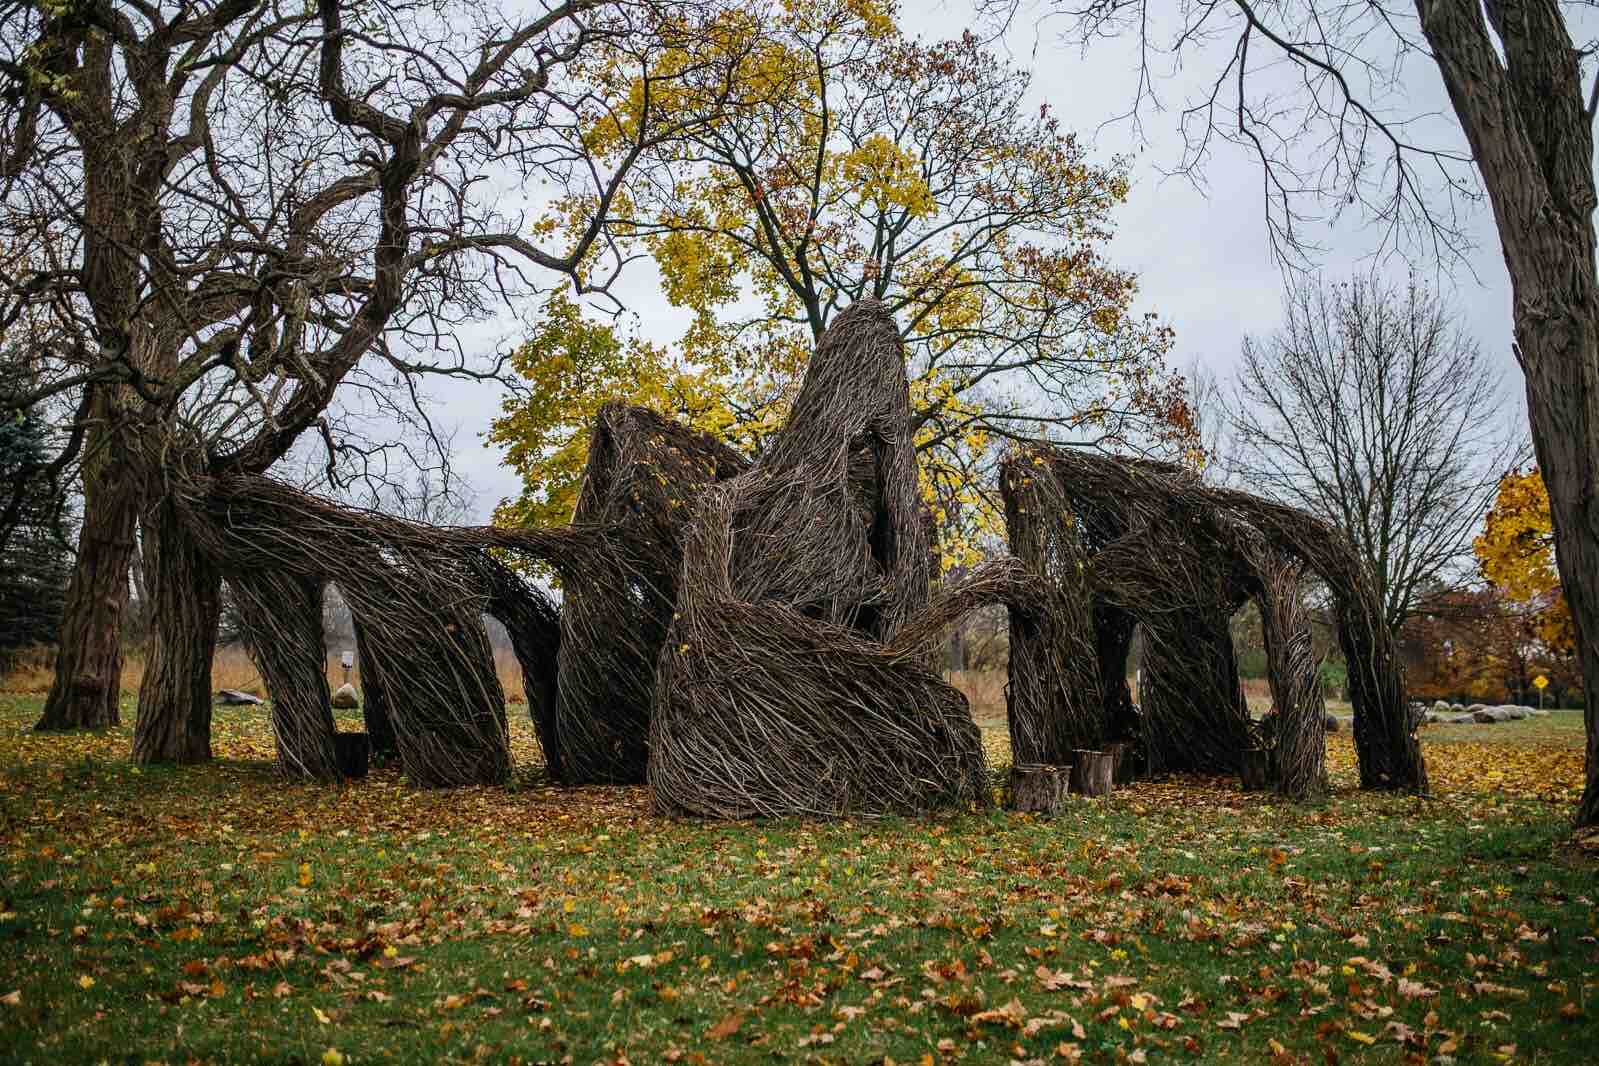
top-left (1534, 674), bottom-right (1549, 711)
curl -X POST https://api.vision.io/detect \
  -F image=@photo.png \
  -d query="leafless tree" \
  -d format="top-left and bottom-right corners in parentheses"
top-left (0, 0), bottom-right (713, 758)
top-left (991, 0), bottom-right (1599, 826)
top-left (1231, 276), bottom-right (1522, 634)
top-left (1182, 357), bottom-right (1234, 482)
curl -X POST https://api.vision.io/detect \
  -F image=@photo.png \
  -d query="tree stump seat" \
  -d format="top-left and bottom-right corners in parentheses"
top-left (1009, 763), bottom-right (1071, 813)
top-left (1239, 747), bottom-right (1272, 791)
top-left (1070, 749), bottom-right (1114, 797)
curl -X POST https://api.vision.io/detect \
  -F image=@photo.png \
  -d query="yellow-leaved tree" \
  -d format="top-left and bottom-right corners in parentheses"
top-left (496, 0), bottom-right (1192, 569)
top-left (487, 294), bottom-right (769, 530)
top-left (1475, 468), bottom-right (1577, 656)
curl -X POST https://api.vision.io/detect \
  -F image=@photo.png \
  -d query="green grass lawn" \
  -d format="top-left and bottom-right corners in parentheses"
top-left (1, 693), bottom-right (1596, 1064)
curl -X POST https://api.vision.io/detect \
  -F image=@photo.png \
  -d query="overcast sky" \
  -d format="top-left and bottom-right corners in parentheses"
top-left (414, 0), bottom-right (1530, 523)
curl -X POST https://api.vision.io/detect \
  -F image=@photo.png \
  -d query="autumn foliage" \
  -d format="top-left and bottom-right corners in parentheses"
top-left (1401, 469), bottom-right (1581, 705)
top-left (494, 0), bottom-right (1191, 571)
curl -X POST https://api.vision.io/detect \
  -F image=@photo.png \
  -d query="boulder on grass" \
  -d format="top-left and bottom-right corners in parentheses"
top-left (1472, 709), bottom-right (1498, 723)
top-left (1323, 713), bottom-right (1341, 733)
top-left (216, 688), bottom-right (263, 705)
top-left (1431, 700), bottom-right (1451, 716)
top-left (331, 683), bottom-right (360, 709)
top-left (1500, 704), bottom-right (1529, 720)
top-left (1527, 706), bottom-right (1551, 717)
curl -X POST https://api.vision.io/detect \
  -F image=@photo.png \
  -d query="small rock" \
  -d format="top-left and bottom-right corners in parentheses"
top-left (1466, 703), bottom-right (1487, 714)
top-left (331, 683), bottom-right (360, 709)
top-left (216, 688), bottom-right (263, 705)
top-left (1430, 700), bottom-right (1451, 716)
top-left (1323, 713), bottom-right (1341, 733)
top-left (1527, 706), bottom-right (1551, 717)
top-left (1472, 709), bottom-right (1498, 724)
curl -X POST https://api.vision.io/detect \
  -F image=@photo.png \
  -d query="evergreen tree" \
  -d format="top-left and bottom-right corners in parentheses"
top-left (0, 348), bottom-right (73, 672)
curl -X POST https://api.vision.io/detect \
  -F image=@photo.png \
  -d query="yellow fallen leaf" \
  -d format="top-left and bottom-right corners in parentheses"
top-left (77, 975), bottom-right (95, 990)
top-left (1347, 1030), bottom-right (1376, 1045)
top-left (322, 1051), bottom-right (345, 1066)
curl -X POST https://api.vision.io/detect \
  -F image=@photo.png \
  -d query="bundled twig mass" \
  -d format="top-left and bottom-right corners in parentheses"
top-left (169, 299), bottom-right (1422, 810)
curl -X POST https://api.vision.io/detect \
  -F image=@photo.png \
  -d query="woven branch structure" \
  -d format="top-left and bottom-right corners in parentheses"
top-left (174, 407), bottom-right (747, 790)
top-left (166, 296), bottom-right (1421, 809)
top-left (647, 301), bottom-right (1011, 818)
top-left (551, 405), bottom-right (748, 784)
top-left (1001, 447), bottom-right (1426, 794)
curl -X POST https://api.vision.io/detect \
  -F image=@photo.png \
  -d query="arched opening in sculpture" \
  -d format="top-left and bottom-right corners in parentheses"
top-left (1001, 447), bottom-right (1425, 797)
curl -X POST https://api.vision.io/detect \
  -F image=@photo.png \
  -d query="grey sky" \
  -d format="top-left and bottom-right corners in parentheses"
top-left (413, 0), bottom-right (1529, 523)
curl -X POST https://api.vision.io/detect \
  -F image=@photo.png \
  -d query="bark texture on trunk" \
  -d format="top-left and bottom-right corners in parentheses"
top-left (131, 499), bottom-right (221, 765)
top-left (36, 414), bottom-right (139, 732)
top-left (1416, 0), bottom-right (1599, 823)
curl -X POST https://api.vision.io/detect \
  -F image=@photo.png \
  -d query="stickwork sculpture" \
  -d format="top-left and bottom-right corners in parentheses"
top-left (173, 294), bottom-right (1420, 812)
top-left (647, 301), bottom-right (1009, 818)
top-left (1001, 447), bottom-right (1426, 797)
top-left (181, 479), bottom-right (519, 786)
top-left (552, 405), bottom-right (748, 785)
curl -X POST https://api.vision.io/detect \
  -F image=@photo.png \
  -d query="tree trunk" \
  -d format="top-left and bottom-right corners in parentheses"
top-left (946, 625), bottom-right (965, 672)
top-left (131, 499), bottom-right (221, 764)
top-left (35, 422), bottom-right (139, 731)
top-left (1522, 322), bottom-right (1599, 825)
top-left (1413, 0), bottom-right (1599, 823)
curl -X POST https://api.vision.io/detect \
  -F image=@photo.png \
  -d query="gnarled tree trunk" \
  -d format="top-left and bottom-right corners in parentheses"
top-left (131, 499), bottom-right (221, 764)
top-left (1416, 0), bottom-right (1599, 823)
top-left (36, 413), bottom-right (138, 732)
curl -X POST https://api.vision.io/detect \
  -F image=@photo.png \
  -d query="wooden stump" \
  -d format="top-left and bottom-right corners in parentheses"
top-left (1009, 764), bottom-right (1071, 814)
top-left (334, 732), bottom-right (371, 780)
top-left (1239, 748), bottom-right (1272, 791)
top-left (1107, 741), bottom-right (1140, 785)
top-left (1070, 750), bottom-right (1114, 797)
